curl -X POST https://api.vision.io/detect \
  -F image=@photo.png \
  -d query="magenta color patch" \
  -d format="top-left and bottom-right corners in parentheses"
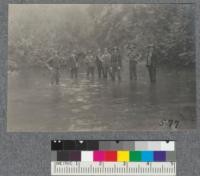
top-left (93, 151), bottom-right (105, 161)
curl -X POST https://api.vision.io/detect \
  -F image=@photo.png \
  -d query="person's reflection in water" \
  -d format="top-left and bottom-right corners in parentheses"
top-left (111, 82), bottom-right (122, 99)
top-left (128, 82), bottom-right (138, 103)
top-left (72, 78), bottom-right (79, 85)
top-left (148, 84), bottom-right (158, 105)
top-left (51, 86), bottom-right (62, 105)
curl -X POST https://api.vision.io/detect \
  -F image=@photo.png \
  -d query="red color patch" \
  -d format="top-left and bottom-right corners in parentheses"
top-left (105, 151), bottom-right (117, 161)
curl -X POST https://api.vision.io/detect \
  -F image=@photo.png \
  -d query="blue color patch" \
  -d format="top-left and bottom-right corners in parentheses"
top-left (141, 151), bottom-right (154, 162)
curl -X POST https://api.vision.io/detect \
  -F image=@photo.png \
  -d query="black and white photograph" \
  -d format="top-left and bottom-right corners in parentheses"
top-left (7, 4), bottom-right (196, 132)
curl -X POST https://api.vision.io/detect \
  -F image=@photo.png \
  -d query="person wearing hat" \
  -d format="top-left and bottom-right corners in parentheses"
top-left (101, 48), bottom-right (112, 79)
top-left (46, 50), bottom-right (61, 85)
top-left (85, 50), bottom-right (96, 78)
top-left (127, 44), bottom-right (140, 81)
top-left (96, 48), bottom-right (103, 79)
top-left (110, 46), bottom-right (122, 81)
top-left (69, 49), bottom-right (79, 79)
top-left (146, 44), bottom-right (157, 83)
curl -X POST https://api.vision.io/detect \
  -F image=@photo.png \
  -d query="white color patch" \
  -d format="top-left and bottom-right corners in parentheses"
top-left (161, 141), bottom-right (175, 151)
top-left (81, 151), bottom-right (93, 161)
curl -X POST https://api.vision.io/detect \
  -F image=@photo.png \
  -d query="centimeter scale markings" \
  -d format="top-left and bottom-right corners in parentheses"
top-left (51, 162), bottom-right (176, 176)
top-left (51, 140), bottom-right (176, 176)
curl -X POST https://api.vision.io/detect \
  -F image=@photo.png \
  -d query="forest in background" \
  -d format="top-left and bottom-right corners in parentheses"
top-left (8, 4), bottom-right (195, 70)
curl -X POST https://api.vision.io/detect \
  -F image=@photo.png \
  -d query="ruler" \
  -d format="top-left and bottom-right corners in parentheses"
top-left (51, 161), bottom-right (176, 175)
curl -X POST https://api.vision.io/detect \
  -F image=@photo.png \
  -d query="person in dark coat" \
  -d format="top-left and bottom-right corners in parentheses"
top-left (110, 46), bottom-right (122, 81)
top-left (101, 48), bottom-right (112, 79)
top-left (127, 45), bottom-right (140, 81)
top-left (85, 50), bottom-right (96, 78)
top-left (69, 50), bottom-right (79, 79)
top-left (45, 51), bottom-right (61, 85)
top-left (146, 44), bottom-right (157, 83)
top-left (96, 48), bottom-right (103, 79)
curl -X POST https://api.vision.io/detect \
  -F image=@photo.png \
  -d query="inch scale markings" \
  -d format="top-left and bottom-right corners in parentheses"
top-left (51, 161), bottom-right (176, 176)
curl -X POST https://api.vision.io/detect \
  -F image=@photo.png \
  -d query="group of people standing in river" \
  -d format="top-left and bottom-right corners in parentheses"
top-left (46, 44), bottom-right (157, 85)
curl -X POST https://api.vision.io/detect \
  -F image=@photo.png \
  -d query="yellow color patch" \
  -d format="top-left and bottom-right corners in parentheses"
top-left (117, 151), bottom-right (130, 162)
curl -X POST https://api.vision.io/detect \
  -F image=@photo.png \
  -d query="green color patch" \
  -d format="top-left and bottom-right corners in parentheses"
top-left (130, 151), bottom-right (142, 161)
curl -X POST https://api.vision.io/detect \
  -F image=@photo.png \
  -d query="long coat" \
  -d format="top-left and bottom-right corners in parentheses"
top-left (69, 54), bottom-right (79, 69)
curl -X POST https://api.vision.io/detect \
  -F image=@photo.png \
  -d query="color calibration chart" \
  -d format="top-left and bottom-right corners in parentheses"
top-left (51, 140), bottom-right (176, 176)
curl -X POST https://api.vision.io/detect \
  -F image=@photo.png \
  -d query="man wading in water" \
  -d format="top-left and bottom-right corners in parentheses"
top-left (46, 50), bottom-right (61, 85)
top-left (146, 44), bottom-right (157, 83)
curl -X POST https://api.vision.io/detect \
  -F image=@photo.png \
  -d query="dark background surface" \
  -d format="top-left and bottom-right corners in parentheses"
top-left (0, 0), bottom-right (200, 176)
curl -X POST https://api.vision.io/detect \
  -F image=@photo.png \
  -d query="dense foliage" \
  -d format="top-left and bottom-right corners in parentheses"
top-left (8, 4), bottom-right (195, 70)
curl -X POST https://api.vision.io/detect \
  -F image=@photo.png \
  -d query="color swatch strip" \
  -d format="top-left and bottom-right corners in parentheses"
top-left (52, 150), bottom-right (176, 162)
top-left (51, 140), bottom-right (175, 151)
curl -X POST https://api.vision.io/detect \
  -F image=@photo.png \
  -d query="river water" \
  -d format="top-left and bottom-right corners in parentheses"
top-left (7, 62), bottom-right (196, 132)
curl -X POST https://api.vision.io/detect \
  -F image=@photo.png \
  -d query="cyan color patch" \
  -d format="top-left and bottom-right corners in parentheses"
top-left (141, 151), bottom-right (153, 162)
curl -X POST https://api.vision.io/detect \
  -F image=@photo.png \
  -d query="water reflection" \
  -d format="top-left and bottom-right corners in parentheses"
top-left (7, 65), bottom-right (196, 131)
top-left (148, 84), bottom-right (158, 105)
